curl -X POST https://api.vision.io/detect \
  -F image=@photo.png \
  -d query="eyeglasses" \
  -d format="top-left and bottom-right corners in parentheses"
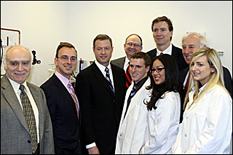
top-left (126, 42), bottom-right (141, 48)
top-left (151, 67), bottom-right (165, 73)
top-left (57, 55), bottom-right (77, 62)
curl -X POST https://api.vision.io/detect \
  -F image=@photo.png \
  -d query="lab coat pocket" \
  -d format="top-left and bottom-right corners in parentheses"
top-left (194, 112), bottom-right (207, 138)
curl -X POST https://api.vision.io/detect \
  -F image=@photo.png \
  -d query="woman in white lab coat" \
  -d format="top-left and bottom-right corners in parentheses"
top-left (172, 47), bottom-right (232, 154)
top-left (140, 54), bottom-right (181, 154)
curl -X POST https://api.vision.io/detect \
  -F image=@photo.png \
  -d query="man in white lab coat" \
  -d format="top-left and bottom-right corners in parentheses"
top-left (115, 52), bottom-right (152, 154)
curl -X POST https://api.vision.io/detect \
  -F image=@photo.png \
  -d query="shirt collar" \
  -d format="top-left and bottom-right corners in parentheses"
top-left (7, 77), bottom-right (28, 93)
top-left (157, 43), bottom-right (172, 55)
top-left (133, 76), bottom-right (148, 92)
top-left (55, 71), bottom-right (70, 87)
top-left (94, 60), bottom-right (111, 73)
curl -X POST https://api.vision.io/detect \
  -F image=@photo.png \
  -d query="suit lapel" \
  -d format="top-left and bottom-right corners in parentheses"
top-left (52, 74), bottom-right (78, 114)
top-left (1, 75), bottom-right (29, 132)
top-left (92, 63), bottom-right (115, 96)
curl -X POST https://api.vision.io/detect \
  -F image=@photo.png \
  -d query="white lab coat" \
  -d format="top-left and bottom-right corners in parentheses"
top-left (172, 84), bottom-right (232, 154)
top-left (115, 78), bottom-right (151, 154)
top-left (140, 91), bottom-right (181, 154)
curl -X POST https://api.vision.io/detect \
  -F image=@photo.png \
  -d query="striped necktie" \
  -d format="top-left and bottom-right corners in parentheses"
top-left (67, 82), bottom-right (79, 119)
top-left (19, 85), bottom-right (38, 153)
top-left (126, 63), bottom-right (131, 88)
top-left (124, 86), bottom-right (136, 118)
top-left (105, 67), bottom-right (114, 92)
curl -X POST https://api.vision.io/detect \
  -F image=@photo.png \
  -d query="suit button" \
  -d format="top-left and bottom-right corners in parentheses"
top-left (28, 140), bottom-right (31, 143)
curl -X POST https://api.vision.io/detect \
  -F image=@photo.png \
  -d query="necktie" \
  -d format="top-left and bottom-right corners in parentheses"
top-left (105, 67), bottom-right (114, 92)
top-left (19, 85), bottom-right (38, 153)
top-left (185, 73), bottom-right (190, 92)
top-left (124, 86), bottom-right (136, 118)
top-left (126, 63), bottom-right (131, 88)
top-left (160, 52), bottom-right (163, 55)
top-left (67, 82), bottom-right (79, 118)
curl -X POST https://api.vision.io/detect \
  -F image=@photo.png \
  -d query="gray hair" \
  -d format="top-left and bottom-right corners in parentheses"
top-left (182, 32), bottom-right (208, 48)
top-left (3, 45), bottom-right (32, 69)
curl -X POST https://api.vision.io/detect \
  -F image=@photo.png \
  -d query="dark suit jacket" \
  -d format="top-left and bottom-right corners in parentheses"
top-left (1, 75), bottom-right (54, 154)
top-left (111, 56), bottom-right (126, 69)
top-left (75, 62), bottom-right (126, 154)
top-left (179, 66), bottom-right (233, 122)
top-left (40, 74), bottom-right (81, 154)
top-left (146, 44), bottom-right (188, 71)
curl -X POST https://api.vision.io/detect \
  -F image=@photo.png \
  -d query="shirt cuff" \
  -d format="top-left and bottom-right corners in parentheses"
top-left (86, 142), bottom-right (96, 149)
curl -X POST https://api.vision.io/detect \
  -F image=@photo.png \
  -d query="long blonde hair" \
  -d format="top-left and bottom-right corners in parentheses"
top-left (183, 47), bottom-right (228, 110)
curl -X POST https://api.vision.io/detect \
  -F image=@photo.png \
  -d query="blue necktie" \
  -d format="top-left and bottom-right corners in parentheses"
top-left (105, 67), bottom-right (114, 92)
top-left (124, 86), bottom-right (136, 118)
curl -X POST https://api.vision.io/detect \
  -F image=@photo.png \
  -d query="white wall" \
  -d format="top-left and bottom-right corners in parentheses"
top-left (1, 1), bottom-right (232, 86)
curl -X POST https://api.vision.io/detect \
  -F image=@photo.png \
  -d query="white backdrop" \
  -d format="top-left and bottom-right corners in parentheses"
top-left (1, 1), bottom-right (232, 86)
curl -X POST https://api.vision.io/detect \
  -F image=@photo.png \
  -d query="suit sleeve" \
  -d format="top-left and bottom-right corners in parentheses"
top-left (75, 73), bottom-right (96, 146)
top-left (38, 88), bottom-right (55, 154)
top-left (223, 67), bottom-right (232, 97)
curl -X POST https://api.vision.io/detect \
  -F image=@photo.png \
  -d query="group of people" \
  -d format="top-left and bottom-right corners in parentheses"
top-left (1, 16), bottom-right (232, 154)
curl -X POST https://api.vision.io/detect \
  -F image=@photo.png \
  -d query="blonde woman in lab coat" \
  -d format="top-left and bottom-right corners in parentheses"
top-left (172, 47), bottom-right (232, 153)
top-left (140, 54), bottom-right (181, 154)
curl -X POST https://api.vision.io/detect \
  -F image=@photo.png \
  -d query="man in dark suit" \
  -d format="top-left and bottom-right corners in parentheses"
top-left (40, 42), bottom-right (81, 154)
top-left (147, 16), bottom-right (188, 71)
top-left (75, 34), bottom-right (126, 154)
top-left (111, 34), bottom-right (143, 88)
top-left (179, 32), bottom-right (232, 122)
top-left (1, 45), bottom-right (54, 154)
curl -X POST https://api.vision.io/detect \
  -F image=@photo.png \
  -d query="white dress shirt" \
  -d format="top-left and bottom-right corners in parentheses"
top-left (8, 78), bottom-right (40, 143)
top-left (156, 43), bottom-right (172, 56)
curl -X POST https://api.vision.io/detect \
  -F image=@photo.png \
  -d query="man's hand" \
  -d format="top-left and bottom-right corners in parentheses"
top-left (88, 146), bottom-right (100, 154)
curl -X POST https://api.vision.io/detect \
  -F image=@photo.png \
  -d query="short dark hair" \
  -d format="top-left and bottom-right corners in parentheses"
top-left (151, 16), bottom-right (173, 41)
top-left (125, 33), bottom-right (143, 46)
top-left (55, 42), bottom-right (77, 58)
top-left (130, 52), bottom-right (151, 68)
top-left (93, 34), bottom-right (113, 48)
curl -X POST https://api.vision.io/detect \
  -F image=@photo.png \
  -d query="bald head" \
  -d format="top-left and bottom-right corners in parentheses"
top-left (4, 45), bottom-right (32, 84)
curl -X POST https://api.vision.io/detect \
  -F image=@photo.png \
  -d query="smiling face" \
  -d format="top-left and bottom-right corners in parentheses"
top-left (129, 58), bottom-right (149, 84)
top-left (93, 39), bottom-right (113, 67)
top-left (54, 47), bottom-right (77, 79)
top-left (191, 55), bottom-right (215, 86)
top-left (151, 59), bottom-right (166, 85)
top-left (152, 21), bottom-right (173, 49)
top-left (5, 46), bottom-right (31, 84)
top-left (182, 35), bottom-right (201, 65)
top-left (124, 35), bottom-right (143, 60)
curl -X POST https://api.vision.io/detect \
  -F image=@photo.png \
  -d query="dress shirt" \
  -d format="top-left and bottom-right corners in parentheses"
top-left (123, 57), bottom-right (130, 72)
top-left (94, 60), bottom-right (114, 89)
top-left (8, 78), bottom-right (39, 143)
top-left (131, 76), bottom-right (148, 95)
top-left (183, 70), bottom-right (190, 88)
top-left (156, 43), bottom-right (172, 56)
top-left (55, 71), bottom-right (80, 110)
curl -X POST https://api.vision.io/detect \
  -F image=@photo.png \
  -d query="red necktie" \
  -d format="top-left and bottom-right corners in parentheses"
top-left (125, 64), bottom-right (131, 88)
top-left (185, 73), bottom-right (190, 92)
